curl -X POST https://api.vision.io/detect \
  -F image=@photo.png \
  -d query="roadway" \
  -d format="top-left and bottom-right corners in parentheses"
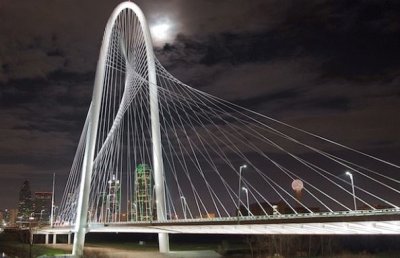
top-left (35, 208), bottom-right (400, 235)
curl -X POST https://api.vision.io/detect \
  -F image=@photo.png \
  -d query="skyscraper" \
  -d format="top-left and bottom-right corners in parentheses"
top-left (34, 192), bottom-right (52, 223)
top-left (133, 164), bottom-right (153, 221)
top-left (106, 174), bottom-right (120, 222)
top-left (17, 180), bottom-right (33, 221)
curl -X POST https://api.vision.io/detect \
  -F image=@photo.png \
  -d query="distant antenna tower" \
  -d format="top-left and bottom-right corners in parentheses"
top-left (133, 164), bottom-right (153, 221)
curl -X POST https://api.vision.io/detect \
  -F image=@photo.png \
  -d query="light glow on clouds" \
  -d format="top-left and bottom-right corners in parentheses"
top-left (150, 18), bottom-right (174, 45)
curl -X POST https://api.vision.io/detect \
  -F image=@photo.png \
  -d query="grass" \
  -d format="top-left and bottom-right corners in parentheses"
top-left (170, 243), bottom-right (219, 251)
top-left (0, 241), bottom-right (68, 257)
top-left (87, 241), bottom-right (159, 251)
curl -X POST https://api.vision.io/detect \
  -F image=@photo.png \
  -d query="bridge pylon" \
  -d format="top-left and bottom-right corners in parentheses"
top-left (72, 1), bottom-right (169, 256)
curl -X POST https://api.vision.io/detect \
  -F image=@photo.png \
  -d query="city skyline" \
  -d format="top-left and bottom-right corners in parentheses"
top-left (0, 0), bottom-right (399, 210)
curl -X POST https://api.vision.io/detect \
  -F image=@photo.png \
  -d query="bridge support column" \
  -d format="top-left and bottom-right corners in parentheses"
top-left (53, 234), bottom-right (57, 244)
top-left (158, 233), bottom-right (169, 253)
top-left (68, 233), bottom-right (72, 245)
top-left (45, 234), bottom-right (49, 244)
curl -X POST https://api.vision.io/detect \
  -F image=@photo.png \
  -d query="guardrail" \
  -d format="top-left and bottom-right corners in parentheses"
top-left (51, 208), bottom-right (400, 227)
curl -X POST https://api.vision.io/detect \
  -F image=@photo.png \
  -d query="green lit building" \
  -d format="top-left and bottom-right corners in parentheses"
top-left (132, 164), bottom-right (154, 221)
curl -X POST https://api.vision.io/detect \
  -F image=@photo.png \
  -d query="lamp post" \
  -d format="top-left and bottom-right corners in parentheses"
top-left (242, 187), bottom-right (249, 215)
top-left (106, 208), bottom-right (110, 223)
top-left (237, 164), bottom-right (247, 217)
top-left (180, 196), bottom-right (187, 220)
top-left (345, 171), bottom-right (357, 211)
top-left (50, 173), bottom-right (55, 228)
top-left (132, 203), bottom-right (137, 221)
top-left (39, 210), bottom-right (45, 226)
top-left (53, 206), bottom-right (58, 225)
top-left (28, 215), bottom-right (34, 258)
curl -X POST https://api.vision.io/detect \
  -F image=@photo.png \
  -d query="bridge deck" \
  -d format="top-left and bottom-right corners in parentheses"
top-left (35, 209), bottom-right (400, 235)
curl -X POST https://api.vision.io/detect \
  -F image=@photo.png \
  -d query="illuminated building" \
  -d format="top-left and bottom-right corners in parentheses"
top-left (17, 180), bottom-right (33, 221)
top-left (34, 192), bottom-right (52, 223)
top-left (133, 164), bottom-right (154, 221)
top-left (106, 174), bottom-right (120, 222)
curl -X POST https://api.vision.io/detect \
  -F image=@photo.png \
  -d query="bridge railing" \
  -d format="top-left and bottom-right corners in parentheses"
top-left (77, 208), bottom-right (400, 227)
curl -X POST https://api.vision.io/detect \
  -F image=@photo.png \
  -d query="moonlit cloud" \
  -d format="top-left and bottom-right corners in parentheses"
top-left (150, 18), bottom-right (176, 46)
top-left (151, 23), bottom-right (170, 42)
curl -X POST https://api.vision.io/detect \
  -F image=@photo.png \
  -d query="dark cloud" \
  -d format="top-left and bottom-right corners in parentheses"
top-left (153, 0), bottom-right (400, 165)
top-left (0, 0), bottom-right (399, 209)
top-left (279, 1), bottom-right (400, 79)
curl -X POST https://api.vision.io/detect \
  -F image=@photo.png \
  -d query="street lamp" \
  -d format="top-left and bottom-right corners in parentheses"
top-left (28, 215), bottom-right (35, 258)
top-left (39, 210), bottom-right (45, 226)
top-left (132, 203), bottom-right (137, 221)
top-left (237, 164), bottom-right (247, 217)
top-left (345, 171), bottom-right (357, 211)
top-left (53, 206), bottom-right (58, 226)
top-left (242, 187), bottom-right (249, 215)
top-left (180, 196), bottom-right (187, 220)
top-left (106, 208), bottom-right (110, 223)
top-left (50, 173), bottom-right (55, 228)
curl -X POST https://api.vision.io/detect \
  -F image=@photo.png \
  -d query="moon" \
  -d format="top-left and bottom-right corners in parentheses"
top-left (291, 179), bottom-right (304, 191)
top-left (150, 19), bottom-right (173, 45)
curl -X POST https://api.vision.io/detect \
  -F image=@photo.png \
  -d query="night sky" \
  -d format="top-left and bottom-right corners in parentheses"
top-left (0, 0), bottom-right (399, 210)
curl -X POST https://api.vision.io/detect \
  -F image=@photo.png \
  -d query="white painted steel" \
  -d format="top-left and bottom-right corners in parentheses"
top-left (72, 1), bottom-right (169, 256)
top-left (36, 220), bottom-right (400, 235)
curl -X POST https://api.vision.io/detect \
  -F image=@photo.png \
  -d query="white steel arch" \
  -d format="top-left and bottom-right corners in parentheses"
top-left (72, 1), bottom-right (168, 256)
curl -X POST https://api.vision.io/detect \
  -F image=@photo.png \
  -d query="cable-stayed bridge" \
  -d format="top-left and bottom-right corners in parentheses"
top-left (38, 1), bottom-right (400, 257)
